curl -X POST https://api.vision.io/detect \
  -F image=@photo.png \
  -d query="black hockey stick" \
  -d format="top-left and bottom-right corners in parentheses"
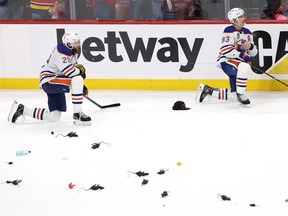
top-left (251, 65), bottom-right (288, 88)
top-left (84, 96), bottom-right (121, 109)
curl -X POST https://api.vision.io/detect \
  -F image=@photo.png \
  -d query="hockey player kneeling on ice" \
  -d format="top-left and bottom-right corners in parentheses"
top-left (195, 8), bottom-right (258, 107)
top-left (8, 32), bottom-right (91, 125)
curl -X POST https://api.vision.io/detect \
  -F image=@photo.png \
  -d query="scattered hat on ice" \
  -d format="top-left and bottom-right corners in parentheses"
top-left (172, 101), bottom-right (190, 110)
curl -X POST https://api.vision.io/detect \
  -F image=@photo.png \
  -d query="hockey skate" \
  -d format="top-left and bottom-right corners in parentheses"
top-left (195, 83), bottom-right (215, 102)
top-left (237, 93), bottom-right (250, 107)
top-left (73, 112), bottom-right (91, 125)
top-left (8, 101), bottom-right (24, 123)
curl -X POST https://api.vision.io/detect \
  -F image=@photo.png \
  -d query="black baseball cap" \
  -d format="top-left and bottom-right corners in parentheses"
top-left (172, 101), bottom-right (190, 110)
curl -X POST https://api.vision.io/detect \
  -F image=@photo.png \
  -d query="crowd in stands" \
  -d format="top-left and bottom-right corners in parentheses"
top-left (0, 0), bottom-right (287, 21)
top-left (262, 0), bottom-right (288, 20)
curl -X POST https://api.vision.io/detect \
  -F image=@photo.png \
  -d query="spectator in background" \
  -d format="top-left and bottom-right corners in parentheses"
top-left (47, 0), bottom-right (69, 20)
top-left (91, 0), bottom-right (116, 20)
top-left (163, 0), bottom-right (174, 20)
top-left (172, 0), bottom-right (190, 19)
top-left (115, 0), bottom-right (131, 20)
top-left (163, 0), bottom-right (202, 20)
top-left (130, 0), bottom-right (153, 20)
top-left (0, 0), bottom-right (26, 19)
top-left (75, 0), bottom-right (88, 19)
top-left (275, 0), bottom-right (288, 20)
top-left (55, 0), bottom-right (69, 20)
top-left (0, 0), bottom-right (8, 20)
top-left (0, 0), bottom-right (10, 19)
top-left (152, 0), bottom-right (164, 20)
top-left (186, 0), bottom-right (202, 20)
top-left (262, 0), bottom-right (281, 19)
top-left (30, 0), bottom-right (60, 20)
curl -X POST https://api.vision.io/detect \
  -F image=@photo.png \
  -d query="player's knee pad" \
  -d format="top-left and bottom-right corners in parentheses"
top-left (71, 75), bottom-right (83, 93)
top-left (236, 62), bottom-right (250, 94)
top-left (47, 110), bottom-right (61, 122)
top-left (237, 62), bottom-right (250, 78)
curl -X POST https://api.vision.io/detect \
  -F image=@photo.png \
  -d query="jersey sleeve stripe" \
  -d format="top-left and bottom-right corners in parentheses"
top-left (62, 64), bottom-right (77, 77)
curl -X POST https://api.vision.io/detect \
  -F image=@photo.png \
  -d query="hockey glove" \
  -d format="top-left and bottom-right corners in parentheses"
top-left (83, 85), bottom-right (88, 96)
top-left (234, 43), bottom-right (243, 51)
top-left (75, 64), bottom-right (86, 79)
top-left (239, 51), bottom-right (252, 65)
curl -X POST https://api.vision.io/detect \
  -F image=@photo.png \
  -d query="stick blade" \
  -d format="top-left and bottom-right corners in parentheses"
top-left (251, 65), bottom-right (263, 74)
top-left (85, 96), bottom-right (121, 109)
top-left (101, 103), bottom-right (121, 109)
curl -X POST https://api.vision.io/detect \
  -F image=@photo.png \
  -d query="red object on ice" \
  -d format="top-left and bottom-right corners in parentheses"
top-left (69, 182), bottom-right (75, 189)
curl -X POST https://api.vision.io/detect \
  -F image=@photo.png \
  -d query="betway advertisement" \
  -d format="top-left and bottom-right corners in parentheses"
top-left (31, 25), bottom-right (218, 79)
top-left (0, 23), bottom-right (287, 80)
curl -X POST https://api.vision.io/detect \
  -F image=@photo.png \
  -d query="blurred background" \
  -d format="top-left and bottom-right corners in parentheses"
top-left (0, 0), bottom-right (287, 21)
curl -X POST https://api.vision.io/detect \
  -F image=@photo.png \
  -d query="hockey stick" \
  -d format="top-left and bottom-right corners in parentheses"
top-left (84, 96), bottom-right (121, 109)
top-left (251, 65), bottom-right (288, 88)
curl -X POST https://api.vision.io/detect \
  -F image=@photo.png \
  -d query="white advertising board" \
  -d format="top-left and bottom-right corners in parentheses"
top-left (0, 23), bottom-right (287, 81)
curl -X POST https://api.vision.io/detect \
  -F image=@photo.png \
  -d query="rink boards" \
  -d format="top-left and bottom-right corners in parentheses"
top-left (0, 20), bottom-right (287, 90)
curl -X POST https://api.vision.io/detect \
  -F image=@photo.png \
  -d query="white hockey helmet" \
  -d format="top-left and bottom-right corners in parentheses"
top-left (62, 32), bottom-right (80, 50)
top-left (227, 8), bottom-right (245, 25)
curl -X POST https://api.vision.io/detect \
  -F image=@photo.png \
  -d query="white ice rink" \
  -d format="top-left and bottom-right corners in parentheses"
top-left (1, 89), bottom-right (288, 216)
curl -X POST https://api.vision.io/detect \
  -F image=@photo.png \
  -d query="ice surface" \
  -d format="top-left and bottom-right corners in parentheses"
top-left (1, 90), bottom-right (288, 216)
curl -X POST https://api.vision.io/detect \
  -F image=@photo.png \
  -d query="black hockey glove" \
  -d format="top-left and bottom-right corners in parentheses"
top-left (75, 64), bottom-right (86, 79)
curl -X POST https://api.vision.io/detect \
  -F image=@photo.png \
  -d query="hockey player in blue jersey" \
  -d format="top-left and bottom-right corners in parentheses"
top-left (195, 8), bottom-right (258, 107)
top-left (8, 32), bottom-right (91, 125)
